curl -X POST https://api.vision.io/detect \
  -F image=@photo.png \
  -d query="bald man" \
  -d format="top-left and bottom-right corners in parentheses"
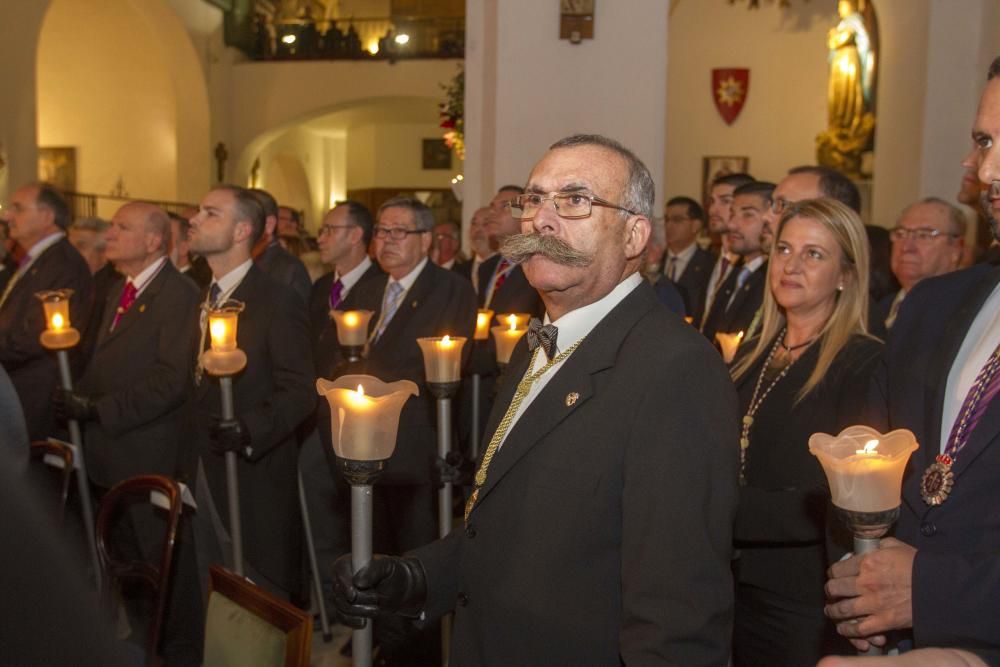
top-left (55, 201), bottom-right (203, 663)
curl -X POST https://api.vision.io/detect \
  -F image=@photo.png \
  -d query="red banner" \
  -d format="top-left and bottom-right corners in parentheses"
top-left (712, 68), bottom-right (750, 126)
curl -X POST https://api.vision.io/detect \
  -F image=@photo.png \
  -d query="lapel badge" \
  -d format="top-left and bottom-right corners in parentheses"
top-left (139, 304), bottom-right (146, 313)
top-left (565, 392), bottom-right (579, 407)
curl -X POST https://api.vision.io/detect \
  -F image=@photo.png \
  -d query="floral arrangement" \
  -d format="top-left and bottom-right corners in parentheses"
top-left (440, 65), bottom-right (465, 160)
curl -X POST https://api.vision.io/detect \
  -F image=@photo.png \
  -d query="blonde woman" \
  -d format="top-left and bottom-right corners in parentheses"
top-left (730, 198), bottom-right (882, 666)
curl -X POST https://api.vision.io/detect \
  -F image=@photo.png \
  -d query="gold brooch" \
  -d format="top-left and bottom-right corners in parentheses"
top-left (139, 304), bottom-right (146, 312)
top-left (565, 392), bottom-right (579, 406)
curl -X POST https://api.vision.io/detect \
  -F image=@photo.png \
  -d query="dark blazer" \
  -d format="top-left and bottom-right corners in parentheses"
top-left (652, 275), bottom-right (687, 317)
top-left (323, 261), bottom-right (477, 484)
top-left (310, 263), bottom-right (386, 377)
top-left (77, 261), bottom-right (201, 488)
top-left (79, 262), bottom-right (122, 367)
top-left (255, 241), bottom-right (311, 305)
top-left (672, 245), bottom-right (715, 325)
top-left (874, 264), bottom-right (1000, 652)
top-left (451, 257), bottom-right (473, 281)
top-left (702, 260), bottom-right (768, 342)
top-left (413, 281), bottom-right (739, 665)
top-left (733, 334), bottom-right (881, 664)
top-left (192, 265), bottom-right (315, 594)
top-left (0, 237), bottom-right (93, 440)
top-left (476, 254), bottom-right (544, 317)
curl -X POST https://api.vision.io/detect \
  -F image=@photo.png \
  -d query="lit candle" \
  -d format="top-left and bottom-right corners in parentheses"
top-left (417, 335), bottom-right (467, 383)
top-left (474, 309), bottom-right (494, 341)
top-left (491, 318), bottom-right (528, 365)
top-left (316, 375), bottom-right (419, 461)
top-left (683, 316), bottom-right (694, 325)
top-left (497, 312), bottom-right (531, 330)
top-left (716, 330), bottom-right (744, 364)
top-left (36, 289), bottom-right (80, 349)
top-left (331, 309), bottom-right (373, 346)
top-left (809, 426), bottom-right (919, 513)
top-left (208, 311), bottom-right (239, 352)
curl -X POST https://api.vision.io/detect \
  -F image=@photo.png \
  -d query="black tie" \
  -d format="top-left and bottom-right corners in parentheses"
top-left (526, 318), bottom-right (558, 360)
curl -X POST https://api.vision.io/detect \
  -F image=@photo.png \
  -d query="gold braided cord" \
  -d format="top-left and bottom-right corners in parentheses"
top-left (464, 339), bottom-right (584, 522)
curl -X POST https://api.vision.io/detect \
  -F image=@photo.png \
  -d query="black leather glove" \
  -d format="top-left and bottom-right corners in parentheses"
top-left (209, 418), bottom-right (251, 455)
top-left (332, 554), bottom-right (427, 629)
top-left (52, 388), bottom-right (98, 423)
top-left (434, 451), bottom-right (476, 487)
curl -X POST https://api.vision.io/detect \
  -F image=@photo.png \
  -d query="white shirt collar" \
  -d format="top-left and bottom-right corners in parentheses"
top-left (25, 231), bottom-right (65, 264)
top-left (338, 255), bottom-right (372, 296)
top-left (667, 241), bottom-right (697, 262)
top-left (128, 256), bottom-right (168, 297)
top-left (543, 272), bottom-right (644, 354)
top-left (212, 258), bottom-right (254, 302)
top-left (743, 255), bottom-right (766, 273)
top-left (389, 256), bottom-right (429, 292)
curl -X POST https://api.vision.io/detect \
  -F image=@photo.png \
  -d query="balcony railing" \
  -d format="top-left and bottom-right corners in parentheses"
top-left (64, 192), bottom-right (196, 221)
top-left (249, 15), bottom-right (464, 61)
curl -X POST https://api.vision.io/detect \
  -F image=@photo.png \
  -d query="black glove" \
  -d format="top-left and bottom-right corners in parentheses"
top-left (209, 418), bottom-right (251, 455)
top-left (434, 451), bottom-right (476, 487)
top-left (52, 388), bottom-right (98, 423)
top-left (332, 554), bottom-right (427, 629)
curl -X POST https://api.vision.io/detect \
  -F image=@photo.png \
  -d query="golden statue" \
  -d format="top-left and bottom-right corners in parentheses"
top-left (816, 0), bottom-right (878, 179)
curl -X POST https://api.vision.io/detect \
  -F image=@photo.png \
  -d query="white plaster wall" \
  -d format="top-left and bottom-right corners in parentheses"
top-left (464, 0), bottom-right (668, 217)
top-left (665, 1), bottom-right (836, 201)
top-left (37, 0), bottom-right (179, 203)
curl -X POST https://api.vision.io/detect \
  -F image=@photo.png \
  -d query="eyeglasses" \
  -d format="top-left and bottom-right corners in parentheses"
top-left (889, 227), bottom-right (958, 243)
top-left (770, 198), bottom-right (791, 215)
top-left (509, 192), bottom-right (638, 221)
top-left (373, 226), bottom-right (428, 241)
top-left (318, 224), bottom-right (353, 236)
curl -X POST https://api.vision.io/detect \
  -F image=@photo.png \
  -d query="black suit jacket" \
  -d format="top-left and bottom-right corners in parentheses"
top-left (310, 263), bottom-right (386, 376)
top-left (702, 260), bottom-right (768, 342)
top-left (672, 245), bottom-right (715, 325)
top-left (413, 281), bottom-right (739, 665)
top-left (256, 241), bottom-right (311, 305)
top-left (192, 265), bottom-right (315, 593)
top-left (77, 262), bottom-right (201, 488)
top-left (0, 237), bottom-right (93, 440)
top-left (451, 257), bottom-right (473, 282)
top-left (476, 254), bottom-right (544, 317)
top-left (874, 264), bottom-right (1000, 651)
top-left (320, 261), bottom-right (477, 484)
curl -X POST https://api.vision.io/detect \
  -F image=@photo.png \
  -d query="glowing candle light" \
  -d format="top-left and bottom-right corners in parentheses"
top-left (417, 335), bottom-right (467, 383)
top-left (491, 318), bottom-right (528, 365)
top-left (331, 310), bottom-right (374, 347)
top-left (36, 289), bottom-right (80, 349)
top-left (716, 330), bottom-right (744, 364)
top-left (474, 309), bottom-right (494, 341)
top-left (317, 375), bottom-right (418, 461)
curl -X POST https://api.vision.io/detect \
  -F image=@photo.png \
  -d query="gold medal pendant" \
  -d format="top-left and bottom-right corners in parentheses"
top-left (920, 454), bottom-right (955, 506)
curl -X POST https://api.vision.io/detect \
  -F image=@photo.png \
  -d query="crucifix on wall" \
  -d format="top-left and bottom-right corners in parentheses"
top-left (214, 142), bottom-right (229, 184)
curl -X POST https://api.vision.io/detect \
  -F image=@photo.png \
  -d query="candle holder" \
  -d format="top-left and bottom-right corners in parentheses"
top-left (469, 311), bottom-right (493, 461)
top-left (200, 299), bottom-right (249, 575)
top-left (331, 310), bottom-right (374, 363)
top-left (715, 330), bottom-right (744, 364)
top-left (36, 289), bottom-right (101, 588)
top-left (474, 309), bottom-right (494, 342)
top-left (809, 425), bottom-right (919, 656)
top-left (317, 375), bottom-right (418, 667)
top-left (416, 336), bottom-right (467, 534)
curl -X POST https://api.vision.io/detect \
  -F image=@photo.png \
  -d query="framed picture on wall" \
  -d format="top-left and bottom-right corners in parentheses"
top-left (422, 139), bottom-right (453, 170)
top-left (702, 155), bottom-right (749, 203)
top-left (38, 147), bottom-right (77, 194)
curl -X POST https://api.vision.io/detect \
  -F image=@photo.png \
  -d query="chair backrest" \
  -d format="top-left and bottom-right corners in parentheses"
top-left (203, 565), bottom-right (311, 667)
top-left (28, 439), bottom-right (75, 523)
top-left (96, 474), bottom-right (183, 666)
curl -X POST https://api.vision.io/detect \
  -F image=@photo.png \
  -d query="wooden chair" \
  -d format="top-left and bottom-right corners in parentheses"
top-left (96, 475), bottom-right (183, 667)
top-left (203, 565), bottom-right (312, 667)
top-left (28, 439), bottom-right (75, 523)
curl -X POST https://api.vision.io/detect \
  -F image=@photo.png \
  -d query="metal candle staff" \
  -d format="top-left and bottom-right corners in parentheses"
top-left (417, 335), bottom-right (467, 539)
top-left (36, 289), bottom-right (102, 588)
top-left (331, 310), bottom-right (374, 363)
top-left (317, 375), bottom-right (417, 667)
top-left (809, 425), bottom-right (918, 655)
top-left (200, 300), bottom-right (248, 575)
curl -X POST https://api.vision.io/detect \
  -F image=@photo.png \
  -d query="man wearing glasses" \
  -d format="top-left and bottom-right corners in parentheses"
top-left (333, 135), bottom-right (738, 665)
top-left (873, 198), bottom-right (965, 335)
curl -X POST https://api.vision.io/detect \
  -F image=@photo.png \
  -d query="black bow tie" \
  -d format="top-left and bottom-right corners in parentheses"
top-left (526, 318), bottom-right (558, 360)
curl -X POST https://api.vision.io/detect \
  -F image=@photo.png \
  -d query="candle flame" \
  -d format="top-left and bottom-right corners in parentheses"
top-left (737, 330), bottom-right (745, 342)
top-left (344, 312), bottom-right (359, 327)
top-left (437, 334), bottom-right (456, 349)
top-left (210, 318), bottom-right (227, 341)
top-left (51, 312), bottom-right (65, 330)
top-left (507, 314), bottom-right (517, 328)
top-left (856, 439), bottom-right (879, 455)
top-left (356, 384), bottom-right (365, 397)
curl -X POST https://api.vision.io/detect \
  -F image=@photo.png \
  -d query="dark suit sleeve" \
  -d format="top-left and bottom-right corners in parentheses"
top-left (913, 550), bottom-right (1000, 651)
top-left (619, 332), bottom-right (738, 665)
top-left (409, 529), bottom-right (463, 619)
top-left (288, 259), bottom-right (312, 305)
top-left (93, 281), bottom-right (200, 437)
top-left (242, 286), bottom-right (316, 459)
